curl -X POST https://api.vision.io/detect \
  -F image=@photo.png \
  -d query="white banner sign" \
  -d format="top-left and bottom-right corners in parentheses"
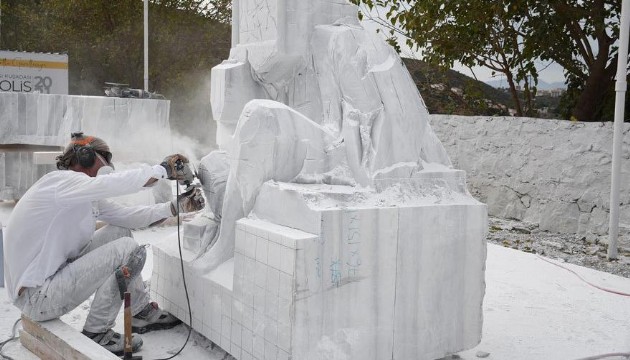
top-left (0, 51), bottom-right (69, 95)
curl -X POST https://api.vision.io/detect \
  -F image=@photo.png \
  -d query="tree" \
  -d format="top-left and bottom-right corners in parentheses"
top-left (1, 0), bottom-right (232, 142)
top-left (352, 0), bottom-right (538, 116)
top-left (352, 0), bottom-right (626, 121)
top-left (207, 0), bottom-right (232, 24)
top-left (527, 0), bottom-right (623, 121)
top-left (151, 0), bottom-right (232, 23)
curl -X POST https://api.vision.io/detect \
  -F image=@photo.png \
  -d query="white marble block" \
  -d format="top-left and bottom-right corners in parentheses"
top-left (0, 151), bottom-right (56, 200)
top-left (255, 182), bottom-right (486, 359)
top-left (153, 179), bottom-right (486, 360)
top-left (0, 92), bottom-right (171, 200)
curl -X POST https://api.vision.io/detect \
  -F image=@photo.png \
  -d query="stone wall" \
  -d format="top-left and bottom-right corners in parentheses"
top-left (430, 114), bottom-right (630, 245)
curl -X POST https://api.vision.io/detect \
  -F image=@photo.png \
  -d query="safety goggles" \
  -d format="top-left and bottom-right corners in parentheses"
top-left (95, 150), bottom-right (113, 165)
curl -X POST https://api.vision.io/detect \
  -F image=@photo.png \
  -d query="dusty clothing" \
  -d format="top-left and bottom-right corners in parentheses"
top-left (14, 225), bottom-right (150, 333)
top-left (3, 165), bottom-right (169, 302)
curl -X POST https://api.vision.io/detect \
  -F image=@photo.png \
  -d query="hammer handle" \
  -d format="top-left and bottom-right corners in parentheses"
top-left (124, 292), bottom-right (132, 355)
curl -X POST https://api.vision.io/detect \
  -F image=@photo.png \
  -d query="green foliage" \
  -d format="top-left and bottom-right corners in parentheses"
top-left (556, 76), bottom-right (630, 123)
top-left (556, 78), bottom-right (584, 120)
top-left (1, 0), bottom-right (232, 141)
top-left (351, 0), bottom-right (624, 121)
top-left (206, 0), bottom-right (233, 24)
top-left (526, 0), bottom-right (621, 121)
top-left (351, 0), bottom-right (538, 117)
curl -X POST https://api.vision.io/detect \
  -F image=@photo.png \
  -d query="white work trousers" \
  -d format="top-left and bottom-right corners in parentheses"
top-left (15, 225), bottom-right (150, 333)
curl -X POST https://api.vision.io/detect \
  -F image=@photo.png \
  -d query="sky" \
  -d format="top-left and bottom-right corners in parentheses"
top-left (451, 61), bottom-right (567, 84)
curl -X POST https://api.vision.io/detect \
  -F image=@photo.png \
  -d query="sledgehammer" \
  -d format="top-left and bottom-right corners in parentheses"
top-left (123, 292), bottom-right (142, 360)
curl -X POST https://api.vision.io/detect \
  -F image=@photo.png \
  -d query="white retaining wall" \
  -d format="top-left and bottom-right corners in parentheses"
top-left (430, 114), bottom-right (630, 246)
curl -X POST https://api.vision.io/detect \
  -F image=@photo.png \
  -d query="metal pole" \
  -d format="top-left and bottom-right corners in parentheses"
top-left (231, 0), bottom-right (239, 47)
top-left (608, 0), bottom-right (630, 260)
top-left (144, 0), bottom-right (149, 91)
top-left (1, 222), bottom-right (4, 287)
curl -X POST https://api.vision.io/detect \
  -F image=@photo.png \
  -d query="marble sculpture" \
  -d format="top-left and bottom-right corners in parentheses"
top-left (151, 1), bottom-right (487, 359)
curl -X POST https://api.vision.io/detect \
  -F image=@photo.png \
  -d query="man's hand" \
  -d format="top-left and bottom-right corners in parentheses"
top-left (171, 187), bottom-right (205, 215)
top-left (161, 154), bottom-right (194, 183)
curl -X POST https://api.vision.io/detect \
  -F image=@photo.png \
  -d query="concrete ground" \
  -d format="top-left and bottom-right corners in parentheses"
top-left (1, 200), bottom-right (630, 360)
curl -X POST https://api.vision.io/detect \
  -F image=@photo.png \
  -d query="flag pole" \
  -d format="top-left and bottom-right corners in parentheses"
top-left (608, 0), bottom-right (630, 260)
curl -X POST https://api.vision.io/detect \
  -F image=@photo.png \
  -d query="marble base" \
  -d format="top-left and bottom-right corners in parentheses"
top-left (0, 151), bottom-right (57, 200)
top-left (152, 182), bottom-right (486, 360)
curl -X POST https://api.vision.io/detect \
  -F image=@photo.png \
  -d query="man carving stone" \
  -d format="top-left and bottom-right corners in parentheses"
top-left (3, 133), bottom-right (204, 355)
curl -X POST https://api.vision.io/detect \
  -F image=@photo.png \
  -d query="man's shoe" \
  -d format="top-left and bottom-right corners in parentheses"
top-left (132, 302), bottom-right (182, 334)
top-left (82, 329), bottom-right (143, 356)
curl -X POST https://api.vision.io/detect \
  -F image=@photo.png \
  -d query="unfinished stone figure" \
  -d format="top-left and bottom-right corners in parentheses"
top-left (152, 1), bottom-right (487, 359)
top-left (198, 0), bottom-right (453, 271)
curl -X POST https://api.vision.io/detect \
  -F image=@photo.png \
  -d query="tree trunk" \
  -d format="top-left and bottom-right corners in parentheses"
top-left (571, 30), bottom-right (616, 122)
top-left (522, 76), bottom-right (535, 116)
top-left (572, 62), bottom-right (615, 121)
top-left (505, 72), bottom-right (523, 116)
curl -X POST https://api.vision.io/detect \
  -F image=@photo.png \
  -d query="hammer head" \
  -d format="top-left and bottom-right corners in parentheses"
top-left (123, 354), bottom-right (143, 360)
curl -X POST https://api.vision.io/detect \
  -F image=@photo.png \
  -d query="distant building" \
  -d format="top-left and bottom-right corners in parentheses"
top-left (450, 87), bottom-right (463, 96)
top-left (536, 88), bottom-right (565, 98)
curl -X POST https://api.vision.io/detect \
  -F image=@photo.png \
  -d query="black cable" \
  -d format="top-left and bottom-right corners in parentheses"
top-left (154, 183), bottom-right (193, 360)
top-left (0, 318), bottom-right (21, 360)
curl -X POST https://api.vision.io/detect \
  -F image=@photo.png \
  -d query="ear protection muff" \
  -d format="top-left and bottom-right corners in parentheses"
top-left (74, 145), bottom-right (96, 168)
top-left (56, 132), bottom-right (98, 170)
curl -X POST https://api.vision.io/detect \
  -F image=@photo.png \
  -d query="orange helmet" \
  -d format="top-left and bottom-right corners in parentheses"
top-left (56, 132), bottom-right (112, 170)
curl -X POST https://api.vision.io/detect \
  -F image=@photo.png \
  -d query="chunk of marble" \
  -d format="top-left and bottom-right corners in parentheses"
top-left (0, 151), bottom-right (56, 200)
top-left (211, 60), bottom-right (266, 150)
top-left (193, 100), bottom-right (348, 272)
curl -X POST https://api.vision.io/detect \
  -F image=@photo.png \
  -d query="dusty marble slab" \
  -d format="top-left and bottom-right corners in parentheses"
top-left (0, 92), bottom-right (170, 199)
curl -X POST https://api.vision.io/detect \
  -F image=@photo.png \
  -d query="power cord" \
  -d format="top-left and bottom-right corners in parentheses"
top-left (537, 255), bottom-right (630, 297)
top-left (574, 353), bottom-right (630, 360)
top-left (154, 183), bottom-right (193, 360)
top-left (537, 256), bottom-right (630, 360)
top-left (0, 318), bottom-right (21, 360)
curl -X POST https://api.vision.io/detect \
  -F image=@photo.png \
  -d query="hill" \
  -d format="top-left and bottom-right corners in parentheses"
top-left (403, 58), bottom-right (512, 116)
top-left (404, 58), bottom-right (567, 118)
top-left (485, 78), bottom-right (567, 90)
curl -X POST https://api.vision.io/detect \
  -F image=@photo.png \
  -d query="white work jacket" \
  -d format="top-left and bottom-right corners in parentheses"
top-left (3, 165), bottom-right (171, 301)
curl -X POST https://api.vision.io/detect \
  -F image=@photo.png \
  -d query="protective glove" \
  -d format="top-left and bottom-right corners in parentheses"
top-left (171, 186), bottom-right (205, 215)
top-left (161, 154), bottom-right (195, 183)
